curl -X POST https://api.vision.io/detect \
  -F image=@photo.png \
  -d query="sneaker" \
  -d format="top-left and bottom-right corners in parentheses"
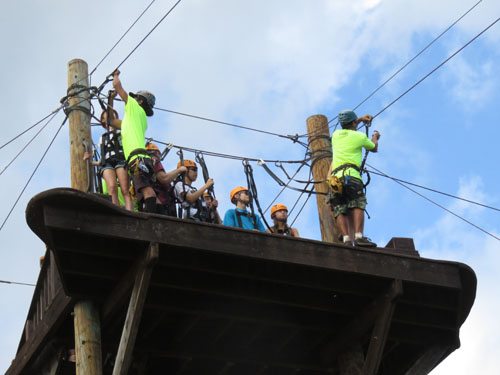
top-left (343, 240), bottom-right (353, 247)
top-left (354, 236), bottom-right (377, 248)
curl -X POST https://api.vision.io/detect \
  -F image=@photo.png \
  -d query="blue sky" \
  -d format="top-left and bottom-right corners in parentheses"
top-left (1, 0), bottom-right (499, 373)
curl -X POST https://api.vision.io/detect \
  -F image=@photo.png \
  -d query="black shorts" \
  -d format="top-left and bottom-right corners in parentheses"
top-left (128, 157), bottom-right (155, 193)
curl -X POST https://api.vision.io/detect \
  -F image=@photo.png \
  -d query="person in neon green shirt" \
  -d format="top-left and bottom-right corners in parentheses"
top-left (330, 110), bottom-right (380, 247)
top-left (108, 69), bottom-right (158, 213)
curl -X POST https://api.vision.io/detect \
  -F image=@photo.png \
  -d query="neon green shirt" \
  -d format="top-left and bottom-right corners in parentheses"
top-left (331, 129), bottom-right (375, 180)
top-left (121, 96), bottom-right (148, 162)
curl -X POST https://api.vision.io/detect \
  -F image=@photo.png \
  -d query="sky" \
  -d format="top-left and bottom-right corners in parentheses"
top-left (0, 0), bottom-right (499, 373)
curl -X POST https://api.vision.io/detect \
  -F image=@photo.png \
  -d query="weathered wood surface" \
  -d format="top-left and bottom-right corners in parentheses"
top-left (112, 243), bottom-right (158, 375)
top-left (9, 188), bottom-right (476, 375)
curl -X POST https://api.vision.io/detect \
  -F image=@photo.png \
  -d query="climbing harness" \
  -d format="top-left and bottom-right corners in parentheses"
top-left (243, 160), bottom-right (271, 231)
top-left (195, 151), bottom-right (215, 199)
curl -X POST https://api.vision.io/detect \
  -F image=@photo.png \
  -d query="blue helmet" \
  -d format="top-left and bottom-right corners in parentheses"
top-left (338, 110), bottom-right (357, 125)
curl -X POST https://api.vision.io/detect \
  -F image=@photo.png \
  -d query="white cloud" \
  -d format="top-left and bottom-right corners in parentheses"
top-left (1, 0), bottom-right (500, 372)
top-left (416, 177), bottom-right (500, 374)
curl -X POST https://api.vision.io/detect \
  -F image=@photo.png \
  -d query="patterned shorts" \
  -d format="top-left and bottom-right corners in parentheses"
top-left (330, 176), bottom-right (367, 217)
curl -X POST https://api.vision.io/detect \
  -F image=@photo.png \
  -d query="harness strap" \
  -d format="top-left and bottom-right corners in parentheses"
top-left (271, 225), bottom-right (291, 236)
top-left (235, 210), bottom-right (257, 230)
top-left (332, 163), bottom-right (361, 175)
top-left (126, 148), bottom-right (149, 166)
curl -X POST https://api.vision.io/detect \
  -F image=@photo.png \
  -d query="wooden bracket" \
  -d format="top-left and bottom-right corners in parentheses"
top-left (362, 279), bottom-right (403, 374)
top-left (112, 242), bottom-right (159, 375)
top-left (322, 279), bottom-right (403, 367)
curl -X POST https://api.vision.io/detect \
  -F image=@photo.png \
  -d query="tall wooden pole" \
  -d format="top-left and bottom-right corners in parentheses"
top-left (68, 58), bottom-right (93, 191)
top-left (308, 115), bottom-right (364, 373)
top-left (67, 58), bottom-right (102, 375)
top-left (306, 114), bottom-right (339, 243)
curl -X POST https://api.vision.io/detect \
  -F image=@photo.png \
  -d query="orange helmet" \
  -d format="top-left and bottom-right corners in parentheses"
top-left (203, 191), bottom-right (212, 198)
top-left (271, 203), bottom-right (288, 218)
top-left (177, 159), bottom-right (197, 169)
top-left (230, 186), bottom-right (248, 204)
top-left (146, 142), bottom-right (160, 152)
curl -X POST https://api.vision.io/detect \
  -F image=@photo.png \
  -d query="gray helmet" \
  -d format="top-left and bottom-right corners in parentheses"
top-left (338, 110), bottom-right (357, 125)
top-left (130, 90), bottom-right (156, 116)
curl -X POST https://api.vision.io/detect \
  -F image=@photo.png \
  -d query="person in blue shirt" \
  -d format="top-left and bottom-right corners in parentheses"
top-left (223, 186), bottom-right (266, 232)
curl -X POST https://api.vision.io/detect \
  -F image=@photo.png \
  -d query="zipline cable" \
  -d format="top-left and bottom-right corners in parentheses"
top-left (263, 161), bottom-right (308, 214)
top-left (365, 163), bottom-right (500, 212)
top-left (89, 0), bottom-right (157, 76)
top-left (324, 0), bottom-right (484, 127)
top-left (153, 106), bottom-right (307, 147)
top-left (151, 138), bottom-right (308, 164)
top-left (0, 105), bottom-right (64, 151)
top-left (369, 164), bottom-right (500, 241)
top-left (372, 16), bottom-right (500, 120)
top-left (0, 108), bottom-right (62, 177)
top-left (115, 0), bottom-right (183, 71)
top-left (0, 279), bottom-right (35, 287)
top-left (0, 115), bottom-right (68, 233)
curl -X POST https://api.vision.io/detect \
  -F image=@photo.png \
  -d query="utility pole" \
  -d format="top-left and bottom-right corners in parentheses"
top-left (67, 58), bottom-right (102, 375)
top-left (307, 115), bottom-right (364, 373)
top-left (306, 114), bottom-right (339, 243)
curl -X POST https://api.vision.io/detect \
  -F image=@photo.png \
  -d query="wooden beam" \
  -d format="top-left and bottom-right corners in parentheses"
top-left (42, 205), bottom-right (463, 289)
top-left (321, 280), bottom-right (403, 364)
top-left (405, 344), bottom-right (453, 375)
top-left (6, 290), bottom-right (72, 375)
top-left (362, 279), bottom-right (403, 374)
top-left (112, 242), bottom-right (159, 375)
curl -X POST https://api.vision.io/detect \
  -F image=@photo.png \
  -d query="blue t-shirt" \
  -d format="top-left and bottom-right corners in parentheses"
top-left (223, 208), bottom-right (266, 232)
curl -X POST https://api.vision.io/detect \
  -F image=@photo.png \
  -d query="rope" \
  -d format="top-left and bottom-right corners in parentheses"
top-left (263, 161), bottom-right (308, 214)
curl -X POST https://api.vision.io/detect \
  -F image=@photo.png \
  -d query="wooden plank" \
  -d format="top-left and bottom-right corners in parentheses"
top-left (112, 242), bottom-right (159, 375)
top-left (42, 206), bottom-right (463, 289)
top-left (362, 279), bottom-right (403, 374)
top-left (6, 290), bottom-right (73, 375)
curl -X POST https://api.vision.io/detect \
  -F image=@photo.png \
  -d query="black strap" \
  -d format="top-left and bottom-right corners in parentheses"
top-left (126, 148), bottom-right (149, 166)
top-left (332, 163), bottom-right (361, 175)
top-left (235, 210), bottom-right (257, 229)
top-left (271, 225), bottom-right (291, 236)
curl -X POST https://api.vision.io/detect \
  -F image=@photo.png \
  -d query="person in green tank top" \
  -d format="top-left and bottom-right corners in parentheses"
top-left (330, 110), bottom-right (380, 247)
top-left (107, 69), bottom-right (159, 213)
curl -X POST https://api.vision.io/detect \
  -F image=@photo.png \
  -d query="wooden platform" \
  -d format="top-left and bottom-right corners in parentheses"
top-left (7, 188), bottom-right (476, 374)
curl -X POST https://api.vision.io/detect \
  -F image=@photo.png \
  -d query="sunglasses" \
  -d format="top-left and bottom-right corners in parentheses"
top-left (188, 167), bottom-right (198, 172)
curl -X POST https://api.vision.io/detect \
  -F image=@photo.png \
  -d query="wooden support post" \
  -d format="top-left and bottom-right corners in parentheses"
top-left (68, 58), bottom-right (102, 375)
top-left (306, 114), bottom-right (339, 243)
top-left (362, 279), bottom-right (403, 374)
top-left (74, 302), bottom-right (102, 375)
top-left (405, 344), bottom-right (454, 375)
top-left (112, 242), bottom-right (159, 375)
top-left (322, 280), bottom-right (403, 374)
top-left (67, 58), bottom-right (93, 192)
